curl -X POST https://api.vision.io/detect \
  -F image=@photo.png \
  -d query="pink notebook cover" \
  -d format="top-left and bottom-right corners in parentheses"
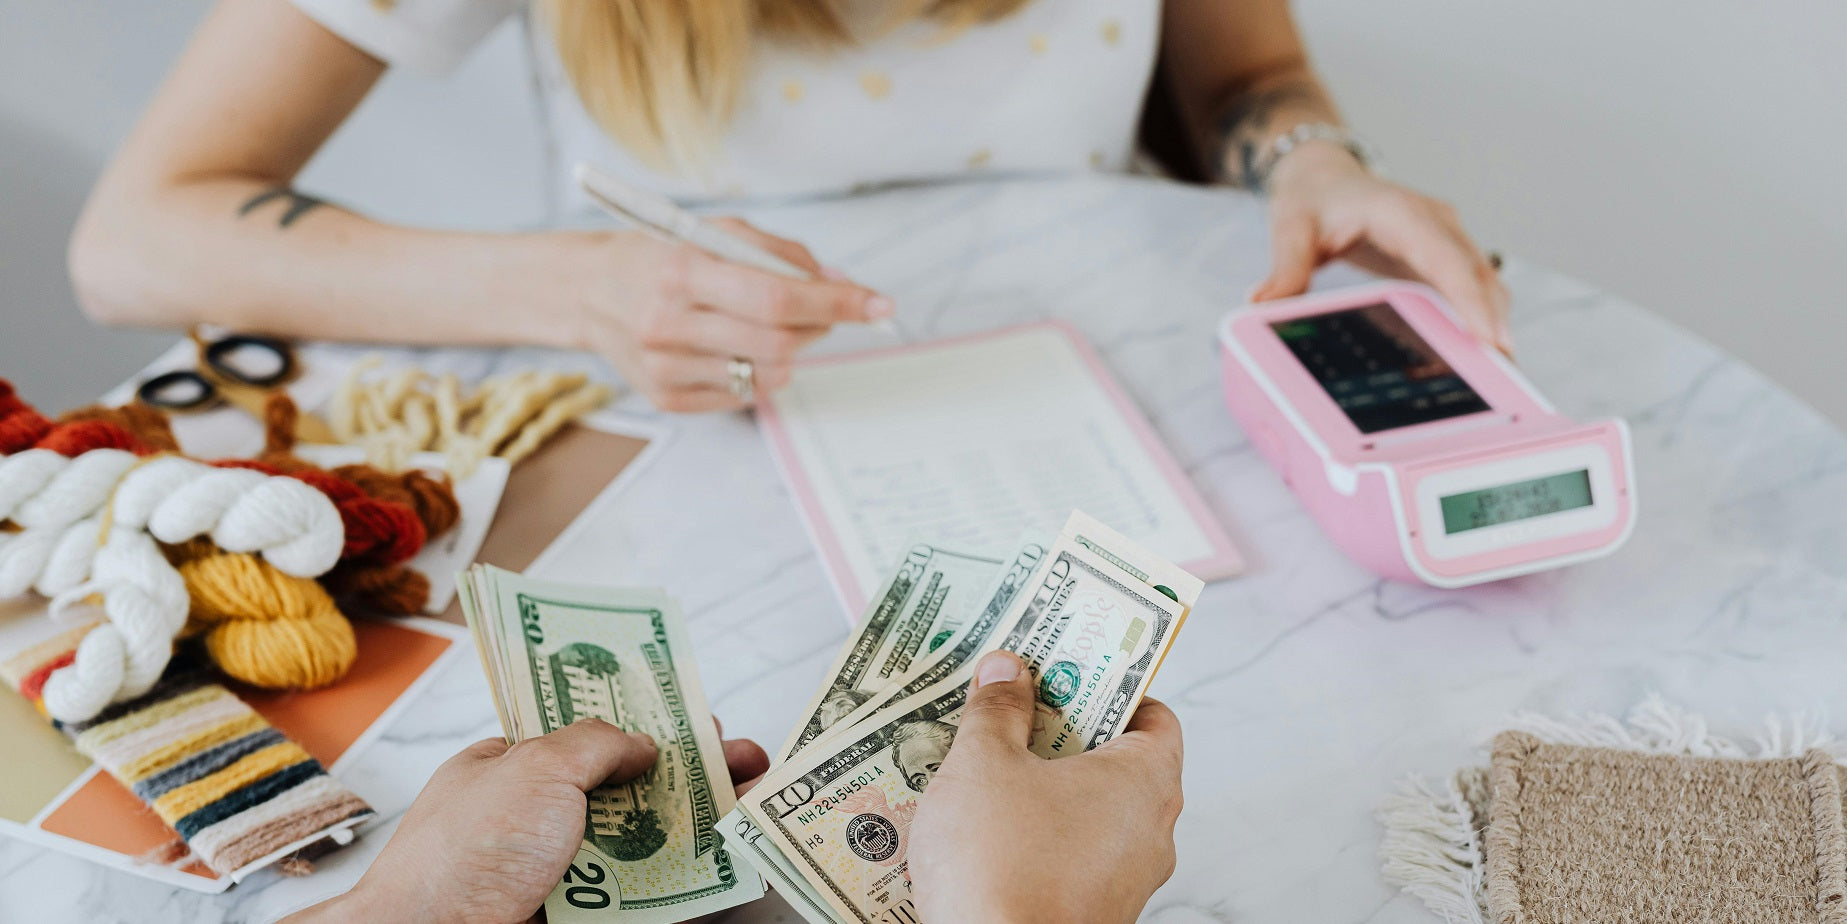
top-left (757, 320), bottom-right (1243, 615)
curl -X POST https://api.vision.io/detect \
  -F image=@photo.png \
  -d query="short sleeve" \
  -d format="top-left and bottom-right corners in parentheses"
top-left (288, 0), bottom-right (522, 75)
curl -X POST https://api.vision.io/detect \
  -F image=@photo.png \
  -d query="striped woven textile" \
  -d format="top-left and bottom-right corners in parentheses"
top-left (2, 638), bottom-right (373, 876)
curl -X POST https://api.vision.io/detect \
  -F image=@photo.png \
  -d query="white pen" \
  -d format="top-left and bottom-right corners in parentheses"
top-left (574, 162), bottom-right (897, 333)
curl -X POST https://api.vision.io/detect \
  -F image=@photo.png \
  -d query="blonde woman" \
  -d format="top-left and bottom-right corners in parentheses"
top-left (72, 0), bottom-right (1511, 414)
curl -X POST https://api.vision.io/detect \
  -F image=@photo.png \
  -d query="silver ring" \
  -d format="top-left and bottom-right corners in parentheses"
top-left (726, 357), bottom-right (755, 403)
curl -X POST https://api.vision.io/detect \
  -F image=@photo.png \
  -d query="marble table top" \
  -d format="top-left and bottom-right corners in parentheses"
top-left (4, 174), bottom-right (1844, 923)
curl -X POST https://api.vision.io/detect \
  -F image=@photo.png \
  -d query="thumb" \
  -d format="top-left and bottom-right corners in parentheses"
top-left (1251, 212), bottom-right (1318, 302)
top-left (954, 652), bottom-right (1037, 754)
top-left (516, 718), bottom-right (659, 792)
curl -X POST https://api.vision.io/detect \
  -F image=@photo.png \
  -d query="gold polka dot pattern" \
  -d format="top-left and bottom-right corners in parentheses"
top-left (859, 72), bottom-right (893, 100)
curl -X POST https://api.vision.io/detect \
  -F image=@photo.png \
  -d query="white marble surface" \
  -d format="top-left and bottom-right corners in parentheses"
top-left (3, 174), bottom-right (1845, 923)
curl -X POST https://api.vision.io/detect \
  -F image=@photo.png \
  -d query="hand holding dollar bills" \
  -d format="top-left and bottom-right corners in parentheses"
top-left (726, 511), bottom-right (1200, 924)
top-left (904, 650), bottom-right (1185, 924)
top-left (457, 565), bottom-right (764, 924)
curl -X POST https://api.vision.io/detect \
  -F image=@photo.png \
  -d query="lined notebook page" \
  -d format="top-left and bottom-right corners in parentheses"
top-left (760, 323), bottom-right (1240, 611)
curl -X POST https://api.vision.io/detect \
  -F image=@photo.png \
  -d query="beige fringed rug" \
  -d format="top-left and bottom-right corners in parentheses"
top-left (1381, 697), bottom-right (1847, 923)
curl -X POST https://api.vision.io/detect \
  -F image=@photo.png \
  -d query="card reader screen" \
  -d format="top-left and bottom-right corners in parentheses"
top-left (1440, 469), bottom-right (1594, 534)
top-left (1271, 303), bottom-right (1490, 434)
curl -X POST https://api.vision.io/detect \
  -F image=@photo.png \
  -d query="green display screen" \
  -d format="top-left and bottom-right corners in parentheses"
top-left (1440, 469), bottom-right (1594, 534)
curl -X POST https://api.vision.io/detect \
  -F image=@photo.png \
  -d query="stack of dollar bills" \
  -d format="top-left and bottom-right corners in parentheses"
top-left (458, 566), bottom-right (765, 923)
top-left (720, 510), bottom-right (1202, 924)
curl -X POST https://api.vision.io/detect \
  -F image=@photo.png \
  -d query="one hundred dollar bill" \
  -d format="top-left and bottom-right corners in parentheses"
top-left (776, 544), bottom-right (1002, 761)
top-left (459, 565), bottom-right (764, 923)
top-left (741, 537), bottom-right (1188, 922)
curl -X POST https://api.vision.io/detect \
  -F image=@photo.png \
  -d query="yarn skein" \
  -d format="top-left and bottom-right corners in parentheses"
top-left (0, 448), bottom-right (140, 529)
top-left (0, 516), bottom-right (108, 598)
top-left (256, 395), bottom-right (443, 566)
top-left (219, 459), bottom-right (424, 566)
top-left (0, 380), bottom-right (153, 456)
top-left (180, 552), bottom-right (356, 690)
top-left (0, 451), bottom-right (345, 586)
top-left (39, 527), bottom-right (190, 722)
top-left (57, 403), bottom-right (181, 453)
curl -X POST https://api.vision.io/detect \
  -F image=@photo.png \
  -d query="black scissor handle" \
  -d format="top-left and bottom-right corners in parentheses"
top-left (136, 370), bottom-right (217, 410)
top-left (202, 333), bottom-right (293, 386)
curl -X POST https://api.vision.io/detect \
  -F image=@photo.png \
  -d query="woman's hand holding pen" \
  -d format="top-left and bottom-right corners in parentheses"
top-left (1252, 142), bottom-right (1514, 356)
top-left (566, 218), bottom-right (892, 412)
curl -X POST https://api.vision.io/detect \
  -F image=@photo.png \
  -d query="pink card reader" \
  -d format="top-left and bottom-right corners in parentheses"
top-left (1218, 281), bottom-right (1636, 587)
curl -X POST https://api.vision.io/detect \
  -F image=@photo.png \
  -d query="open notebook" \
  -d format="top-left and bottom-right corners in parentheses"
top-left (758, 321), bottom-right (1243, 614)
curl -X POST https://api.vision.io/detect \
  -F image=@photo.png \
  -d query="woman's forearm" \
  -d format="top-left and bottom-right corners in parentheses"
top-left (1206, 62), bottom-right (1344, 189)
top-left (1159, 0), bottom-right (1351, 187)
top-left (69, 173), bottom-right (591, 350)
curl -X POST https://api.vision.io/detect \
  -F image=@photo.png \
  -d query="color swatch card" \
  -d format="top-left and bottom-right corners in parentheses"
top-left (758, 322), bottom-right (1242, 613)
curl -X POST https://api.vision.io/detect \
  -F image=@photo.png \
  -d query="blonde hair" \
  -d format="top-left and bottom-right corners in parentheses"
top-left (532, 0), bottom-right (1031, 170)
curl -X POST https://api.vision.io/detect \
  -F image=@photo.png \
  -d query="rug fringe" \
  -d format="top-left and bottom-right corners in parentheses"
top-left (1378, 775), bottom-right (1487, 924)
top-left (1502, 693), bottom-right (1844, 761)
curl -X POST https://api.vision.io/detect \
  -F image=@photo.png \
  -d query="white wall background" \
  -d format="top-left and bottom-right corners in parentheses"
top-left (2, 0), bottom-right (1842, 424)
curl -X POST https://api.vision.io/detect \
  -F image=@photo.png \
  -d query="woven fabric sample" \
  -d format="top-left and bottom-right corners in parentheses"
top-left (1483, 731), bottom-right (1847, 924)
top-left (3, 641), bottom-right (373, 876)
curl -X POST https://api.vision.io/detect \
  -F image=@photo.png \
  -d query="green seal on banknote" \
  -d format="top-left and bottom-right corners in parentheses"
top-left (929, 628), bottom-right (955, 652)
top-left (1038, 660), bottom-right (1082, 707)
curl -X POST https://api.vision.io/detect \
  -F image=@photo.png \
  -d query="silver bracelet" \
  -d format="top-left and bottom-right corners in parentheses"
top-left (1252, 123), bottom-right (1377, 191)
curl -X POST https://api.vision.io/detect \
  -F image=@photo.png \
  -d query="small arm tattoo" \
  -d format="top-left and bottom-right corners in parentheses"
top-left (1211, 78), bottom-right (1323, 189)
top-left (239, 187), bottom-right (327, 229)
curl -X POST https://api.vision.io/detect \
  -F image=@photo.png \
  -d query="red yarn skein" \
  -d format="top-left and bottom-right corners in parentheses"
top-left (0, 379), bottom-right (152, 456)
top-left (216, 459), bottom-right (426, 566)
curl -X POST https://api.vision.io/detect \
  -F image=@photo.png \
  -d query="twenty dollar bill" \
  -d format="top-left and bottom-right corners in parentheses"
top-left (459, 565), bottom-right (763, 923)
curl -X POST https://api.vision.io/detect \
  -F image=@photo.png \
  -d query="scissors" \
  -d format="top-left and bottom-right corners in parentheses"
top-left (135, 328), bottom-right (336, 443)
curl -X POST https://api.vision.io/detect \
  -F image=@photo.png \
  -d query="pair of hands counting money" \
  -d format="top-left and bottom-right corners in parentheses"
top-left (288, 512), bottom-right (1190, 924)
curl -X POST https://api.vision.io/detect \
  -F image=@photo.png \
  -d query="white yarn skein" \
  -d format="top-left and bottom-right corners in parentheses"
top-left (0, 450), bottom-right (344, 595)
top-left (0, 518), bottom-right (105, 598)
top-left (106, 456), bottom-right (212, 530)
top-left (141, 466), bottom-right (267, 538)
top-left (0, 526), bottom-right (64, 596)
top-left (41, 528), bottom-right (190, 723)
top-left (204, 476), bottom-right (345, 576)
top-left (129, 465), bottom-right (342, 577)
top-left (0, 450), bottom-right (137, 532)
top-left (0, 450), bottom-right (68, 521)
top-left (35, 518), bottom-right (106, 597)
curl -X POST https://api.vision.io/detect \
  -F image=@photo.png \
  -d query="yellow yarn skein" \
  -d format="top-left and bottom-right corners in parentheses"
top-left (178, 553), bottom-right (356, 690)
